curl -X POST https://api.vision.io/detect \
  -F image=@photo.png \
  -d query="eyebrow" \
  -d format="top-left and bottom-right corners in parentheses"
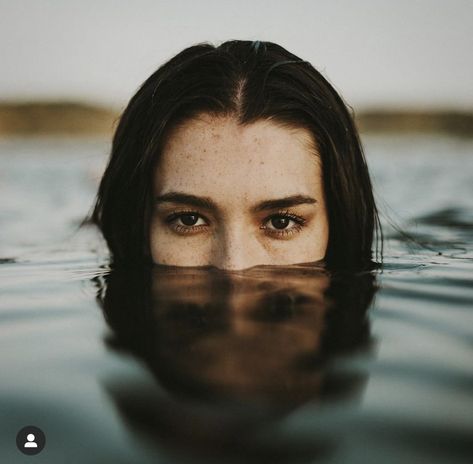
top-left (155, 191), bottom-right (317, 213)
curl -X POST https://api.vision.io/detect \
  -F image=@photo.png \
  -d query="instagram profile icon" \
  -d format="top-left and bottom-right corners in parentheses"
top-left (16, 426), bottom-right (46, 455)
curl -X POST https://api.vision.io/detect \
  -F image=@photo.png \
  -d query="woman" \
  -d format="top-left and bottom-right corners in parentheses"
top-left (92, 40), bottom-right (381, 270)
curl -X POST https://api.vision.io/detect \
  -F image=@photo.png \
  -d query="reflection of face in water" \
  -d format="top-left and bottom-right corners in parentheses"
top-left (150, 265), bottom-right (330, 402)
top-left (100, 265), bottom-right (375, 404)
top-left (97, 265), bottom-right (376, 461)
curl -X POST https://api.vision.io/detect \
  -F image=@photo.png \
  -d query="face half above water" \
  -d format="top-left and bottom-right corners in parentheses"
top-left (150, 114), bottom-right (329, 270)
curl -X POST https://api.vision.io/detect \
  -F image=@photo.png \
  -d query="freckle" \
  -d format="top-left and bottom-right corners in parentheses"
top-left (261, 239), bottom-right (274, 254)
top-left (260, 161), bottom-right (265, 165)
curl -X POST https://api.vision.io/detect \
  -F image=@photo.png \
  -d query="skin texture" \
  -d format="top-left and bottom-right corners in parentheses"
top-left (150, 114), bottom-right (329, 270)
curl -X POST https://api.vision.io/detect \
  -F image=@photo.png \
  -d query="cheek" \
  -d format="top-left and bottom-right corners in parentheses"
top-left (149, 219), bottom-right (173, 264)
top-left (299, 226), bottom-right (329, 261)
top-left (149, 217), bottom-right (172, 264)
top-left (294, 207), bottom-right (329, 260)
top-left (316, 205), bottom-right (330, 255)
top-left (149, 218), bottom-right (209, 266)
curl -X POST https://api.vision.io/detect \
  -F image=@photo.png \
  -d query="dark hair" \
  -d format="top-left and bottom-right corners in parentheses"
top-left (97, 265), bottom-right (377, 405)
top-left (92, 39), bottom-right (381, 270)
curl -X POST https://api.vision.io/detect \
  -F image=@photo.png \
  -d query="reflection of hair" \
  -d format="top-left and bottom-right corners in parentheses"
top-left (92, 40), bottom-right (381, 269)
top-left (96, 267), bottom-right (377, 403)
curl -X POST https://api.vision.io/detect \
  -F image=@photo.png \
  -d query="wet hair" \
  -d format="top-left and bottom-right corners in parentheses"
top-left (96, 265), bottom-right (376, 405)
top-left (91, 40), bottom-right (382, 270)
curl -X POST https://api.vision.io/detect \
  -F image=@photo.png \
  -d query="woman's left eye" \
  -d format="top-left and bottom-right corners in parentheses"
top-left (261, 212), bottom-right (306, 237)
top-left (267, 216), bottom-right (292, 230)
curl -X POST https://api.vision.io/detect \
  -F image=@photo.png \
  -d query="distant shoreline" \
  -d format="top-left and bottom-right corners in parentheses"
top-left (0, 102), bottom-right (472, 137)
top-left (0, 102), bottom-right (119, 137)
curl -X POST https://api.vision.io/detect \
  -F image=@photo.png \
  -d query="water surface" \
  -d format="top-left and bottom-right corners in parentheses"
top-left (0, 135), bottom-right (472, 463)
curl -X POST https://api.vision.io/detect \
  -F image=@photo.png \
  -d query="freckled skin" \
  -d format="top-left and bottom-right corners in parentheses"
top-left (150, 114), bottom-right (329, 270)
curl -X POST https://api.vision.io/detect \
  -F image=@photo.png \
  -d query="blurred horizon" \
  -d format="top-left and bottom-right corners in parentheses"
top-left (1, 100), bottom-right (473, 137)
top-left (1, 0), bottom-right (472, 111)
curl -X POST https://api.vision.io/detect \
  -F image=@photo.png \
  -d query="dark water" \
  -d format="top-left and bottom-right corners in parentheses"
top-left (0, 135), bottom-right (472, 463)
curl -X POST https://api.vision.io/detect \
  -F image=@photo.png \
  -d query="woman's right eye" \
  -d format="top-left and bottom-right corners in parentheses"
top-left (166, 211), bottom-right (208, 234)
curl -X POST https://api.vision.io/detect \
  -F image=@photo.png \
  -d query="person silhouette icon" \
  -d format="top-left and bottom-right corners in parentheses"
top-left (16, 426), bottom-right (45, 455)
top-left (24, 433), bottom-right (38, 448)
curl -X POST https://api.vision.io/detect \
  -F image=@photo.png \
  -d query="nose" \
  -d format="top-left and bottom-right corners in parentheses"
top-left (210, 225), bottom-right (260, 271)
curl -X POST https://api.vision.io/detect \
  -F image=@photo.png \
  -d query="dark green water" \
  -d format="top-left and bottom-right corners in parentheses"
top-left (0, 135), bottom-right (472, 463)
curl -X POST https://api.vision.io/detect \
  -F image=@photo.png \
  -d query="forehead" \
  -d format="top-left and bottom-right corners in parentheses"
top-left (154, 114), bottom-right (322, 200)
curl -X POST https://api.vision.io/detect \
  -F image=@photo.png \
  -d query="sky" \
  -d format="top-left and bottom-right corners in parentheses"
top-left (1, 0), bottom-right (472, 110)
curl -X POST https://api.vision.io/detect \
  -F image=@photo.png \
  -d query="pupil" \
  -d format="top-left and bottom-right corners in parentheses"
top-left (181, 214), bottom-right (198, 226)
top-left (272, 217), bottom-right (289, 229)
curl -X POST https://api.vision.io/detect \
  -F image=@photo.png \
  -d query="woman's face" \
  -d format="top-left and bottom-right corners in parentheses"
top-left (150, 114), bottom-right (328, 270)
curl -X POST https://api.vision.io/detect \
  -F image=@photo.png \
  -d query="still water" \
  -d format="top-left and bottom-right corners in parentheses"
top-left (0, 135), bottom-right (472, 463)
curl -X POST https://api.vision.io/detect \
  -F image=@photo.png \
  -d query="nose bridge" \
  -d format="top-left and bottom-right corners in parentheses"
top-left (212, 221), bottom-right (259, 271)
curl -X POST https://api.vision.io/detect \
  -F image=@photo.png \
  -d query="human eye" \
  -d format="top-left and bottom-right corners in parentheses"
top-left (260, 210), bottom-right (307, 239)
top-left (165, 210), bottom-right (209, 235)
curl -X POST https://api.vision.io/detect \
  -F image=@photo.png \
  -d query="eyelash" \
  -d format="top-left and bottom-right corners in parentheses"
top-left (165, 209), bottom-right (307, 238)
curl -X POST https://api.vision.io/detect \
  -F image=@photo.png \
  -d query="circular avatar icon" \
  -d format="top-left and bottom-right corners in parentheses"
top-left (16, 426), bottom-right (46, 455)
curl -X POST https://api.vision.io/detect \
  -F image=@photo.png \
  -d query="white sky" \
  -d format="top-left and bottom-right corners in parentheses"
top-left (1, 0), bottom-right (472, 109)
